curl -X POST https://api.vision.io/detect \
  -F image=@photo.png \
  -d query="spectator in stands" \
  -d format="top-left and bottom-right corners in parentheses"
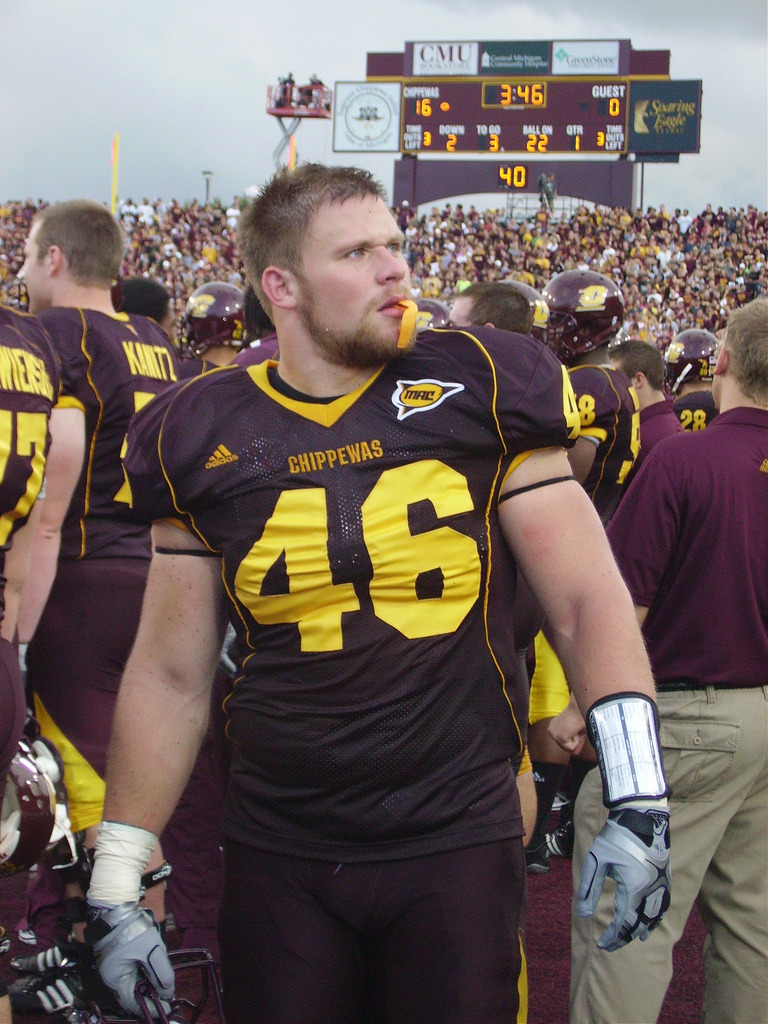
top-left (136, 198), bottom-right (156, 228)
top-left (0, 199), bottom-right (765, 350)
top-left (225, 199), bottom-right (241, 232)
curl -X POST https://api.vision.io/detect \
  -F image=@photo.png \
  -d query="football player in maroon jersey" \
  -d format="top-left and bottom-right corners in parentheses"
top-left (179, 282), bottom-right (246, 371)
top-left (9, 201), bottom-right (182, 1015)
top-left (543, 269), bottom-right (640, 523)
top-left (234, 284), bottom-right (279, 367)
top-left (87, 166), bottom-right (669, 1024)
top-left (0, 304), bottom-right (62, 1020)
top-left (449, 278), bottom-right (552, 1013)
top-left (0, 305), bottom-right (59, 756)
top-left (520, 269), bottom-right (642, 875)
top-left (665, 327), bottom-right (719, 430)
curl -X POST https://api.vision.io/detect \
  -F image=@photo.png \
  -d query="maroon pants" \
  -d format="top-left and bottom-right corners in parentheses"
top-left (0, 636), bottom-right (25, 785)
top-left (219, 838), bottom-right (526, 1024)
top-left (20, 557), bottom-right (149, 944)
top-left (26, 557), bottom-right (149, 779)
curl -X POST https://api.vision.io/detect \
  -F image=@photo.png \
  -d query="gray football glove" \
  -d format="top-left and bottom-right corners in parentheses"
top-left (85, 900), bottom-right (174, 1016)
top-left (577, 804), bottom-right (671, 952)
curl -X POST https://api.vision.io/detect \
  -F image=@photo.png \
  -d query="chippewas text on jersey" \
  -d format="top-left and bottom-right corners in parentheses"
top-left (288, 439), bottom-right (383, 474)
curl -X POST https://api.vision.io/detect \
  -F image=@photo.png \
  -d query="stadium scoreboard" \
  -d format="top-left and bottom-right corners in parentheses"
top-left (336, 41), bottom-right (702, 194)
top-left (401, 78), bottom-right (631, 155)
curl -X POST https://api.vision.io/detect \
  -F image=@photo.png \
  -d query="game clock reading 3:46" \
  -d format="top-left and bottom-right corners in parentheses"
top-left (400, 78), bottom-right (628, 155)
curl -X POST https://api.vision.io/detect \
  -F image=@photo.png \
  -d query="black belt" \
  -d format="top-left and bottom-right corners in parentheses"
top-left (656, 681), bottom-right (704, 692)
top-left (656, 681), bottom-right (749, 692)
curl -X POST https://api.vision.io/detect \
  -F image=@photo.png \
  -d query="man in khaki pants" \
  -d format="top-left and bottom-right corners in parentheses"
top-left (569, 298), bottom-right (768, 1024)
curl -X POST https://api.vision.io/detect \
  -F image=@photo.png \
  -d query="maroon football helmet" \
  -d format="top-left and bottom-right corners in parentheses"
top-left (664, 329), bottom-right (718, 394)
top-left (502, 280), bottom-right (550, 342)
top-left (0, 737), bottom-right (57, 876)
top-left (66, 949), bottom-right (226, 1024)
top-left (180, 282), bottom-right (245, 357)
top-left (415, 298), bottom-right (450, 329)
top-left (542, 269), bottom-right (625, 365)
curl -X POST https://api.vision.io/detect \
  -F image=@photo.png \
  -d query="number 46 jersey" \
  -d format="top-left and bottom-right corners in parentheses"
top-left (125, 327), bottom-right (579, 861)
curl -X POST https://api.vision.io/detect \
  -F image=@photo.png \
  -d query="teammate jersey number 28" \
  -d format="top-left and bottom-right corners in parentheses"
top-left (679, 408), bottom-right (708, 431)
top-left (235, 461), bottom-right (483, 651)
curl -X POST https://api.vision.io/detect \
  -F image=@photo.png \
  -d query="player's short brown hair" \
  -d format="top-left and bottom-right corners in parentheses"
top-left (238, 163), bottom-right (386, 311)
top-left (32, 200), bottom-right (123, 287)
top-left (724, 297), bottom-right (768, 404)
top-left (455, 282), bottom-right (533, 335)
top-left (610, 339), bottom-right (666, 391)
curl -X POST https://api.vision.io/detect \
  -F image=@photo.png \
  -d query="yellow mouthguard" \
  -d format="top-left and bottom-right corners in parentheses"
top-left (396, 300), bottom-right (418, 349)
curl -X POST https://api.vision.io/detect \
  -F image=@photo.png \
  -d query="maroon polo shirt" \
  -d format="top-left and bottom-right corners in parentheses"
top-left (639, 396), bottom-right (683, 457)
top-left (607, 407), bottom-right (768, 688)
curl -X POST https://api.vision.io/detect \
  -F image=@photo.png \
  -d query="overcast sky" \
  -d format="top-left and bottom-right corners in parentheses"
top-left (1, 0), bottom-right (766, 214)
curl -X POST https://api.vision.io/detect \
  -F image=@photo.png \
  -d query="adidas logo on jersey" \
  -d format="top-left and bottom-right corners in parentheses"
top-left (760, 459), bottom-right (768, 474)
top-left (205, 444), bottom-right (239, 469)
top-left (391, 378), bottom-right (465, 421)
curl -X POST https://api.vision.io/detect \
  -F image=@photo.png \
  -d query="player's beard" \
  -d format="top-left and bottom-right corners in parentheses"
top-left (24, 275), bottom-right (52, 316)
top-left (27, 290), bottom-right (52, 315)
top-left (297, 282), bottom-right (403, 370)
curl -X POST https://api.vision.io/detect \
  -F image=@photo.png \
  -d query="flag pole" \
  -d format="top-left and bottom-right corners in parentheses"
top-left (110, 133), bottom-right (120, 214)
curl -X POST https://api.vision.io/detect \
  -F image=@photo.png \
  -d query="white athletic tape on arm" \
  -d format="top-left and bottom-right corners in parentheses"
top-left (88, 821), bottom-right (158, 905)
top-left (587, 694), bottom-right (667, 807)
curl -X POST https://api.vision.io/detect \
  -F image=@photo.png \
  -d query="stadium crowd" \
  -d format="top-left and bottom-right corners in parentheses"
top-left (401, 198), bottom-right (766, 344)
top-left (1, 195), bottom-right (766, 348)
top-left (0, 178), bottom-right (766, 1024)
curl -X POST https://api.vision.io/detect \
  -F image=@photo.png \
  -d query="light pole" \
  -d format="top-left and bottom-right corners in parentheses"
top-left (202, 170), bottom-right (213, 204)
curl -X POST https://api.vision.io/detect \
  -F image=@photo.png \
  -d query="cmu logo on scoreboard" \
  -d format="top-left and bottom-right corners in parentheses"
top-left (391, 378), bottom-right (465, 421)
top-left (412, 42), bottom-right (479, 77)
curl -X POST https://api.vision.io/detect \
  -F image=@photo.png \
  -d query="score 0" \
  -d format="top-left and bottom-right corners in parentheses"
top-left (498, 165), bottom-right (527, 188)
